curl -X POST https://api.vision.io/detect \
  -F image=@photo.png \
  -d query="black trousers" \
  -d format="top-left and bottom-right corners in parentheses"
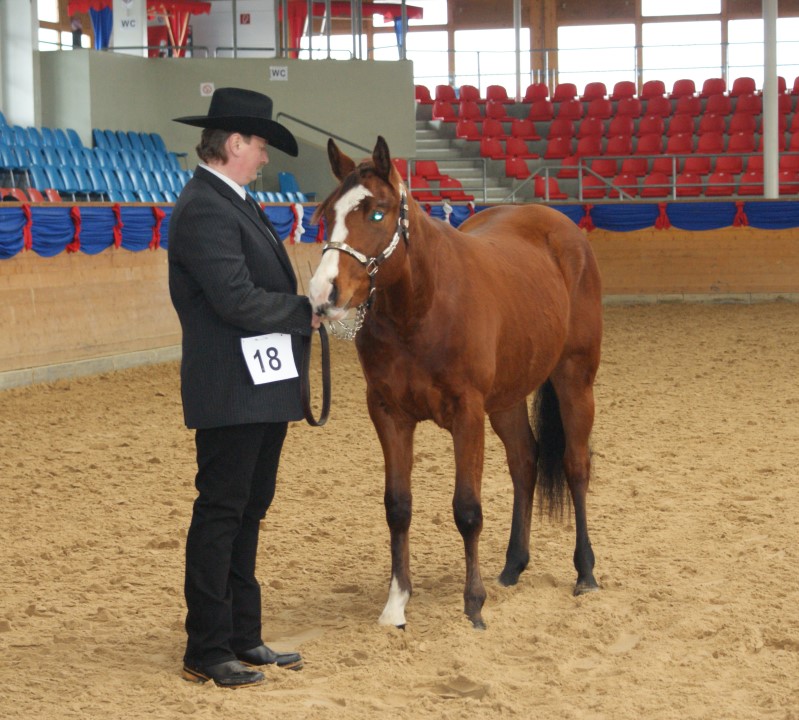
top-left (183, 421), bottom-right (287, 666)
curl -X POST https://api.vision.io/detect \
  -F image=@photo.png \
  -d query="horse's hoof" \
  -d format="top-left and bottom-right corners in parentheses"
top-left (471, 618), bottom-right (487, 630)
top-left (573, 580), bottom-right (600, 596)
top-left (498, 569), bottom-right (520, 587)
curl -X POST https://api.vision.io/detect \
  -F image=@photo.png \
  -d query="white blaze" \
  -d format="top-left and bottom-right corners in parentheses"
top-left (378, 575), bottom-right (410, 627)
top-left (309, 185), bottom-right (373, 318)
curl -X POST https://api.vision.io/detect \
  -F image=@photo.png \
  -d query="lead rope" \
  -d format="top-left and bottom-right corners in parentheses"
top-left (300, 323), bottom-right (331, 426)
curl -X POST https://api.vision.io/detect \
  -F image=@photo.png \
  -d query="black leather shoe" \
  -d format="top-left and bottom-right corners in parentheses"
top-left (236, 644), bottom-right (304, 671)
top-left (182, 659), bottom-right (265, 688)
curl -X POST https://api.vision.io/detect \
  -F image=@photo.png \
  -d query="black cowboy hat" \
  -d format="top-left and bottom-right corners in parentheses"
top-left (173, 87), bottom-right (298, 157)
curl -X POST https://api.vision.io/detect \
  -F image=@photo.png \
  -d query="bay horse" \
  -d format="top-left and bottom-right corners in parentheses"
top-left (309, 137), bottom-right (603, 629)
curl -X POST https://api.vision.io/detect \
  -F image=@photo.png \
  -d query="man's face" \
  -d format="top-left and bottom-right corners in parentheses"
top-left (240, 134), bottom-right (269, 184)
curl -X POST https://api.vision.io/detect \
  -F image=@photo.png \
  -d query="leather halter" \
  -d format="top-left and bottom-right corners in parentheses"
top-left (321, 186), bottom-right (410, 315)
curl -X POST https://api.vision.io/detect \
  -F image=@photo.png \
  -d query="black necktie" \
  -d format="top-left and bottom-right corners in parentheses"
top-left (245, 195), bottom-right (277, 244)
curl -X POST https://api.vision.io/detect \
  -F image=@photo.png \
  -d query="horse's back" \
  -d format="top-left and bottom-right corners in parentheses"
top-left (459, 204), bottom-right (600, 297)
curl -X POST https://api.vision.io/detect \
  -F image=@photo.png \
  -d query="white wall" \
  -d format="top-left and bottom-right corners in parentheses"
top-left (191, 0), bottom-right (278, 58)
top-left (1, 0), bottom-right (39, 126)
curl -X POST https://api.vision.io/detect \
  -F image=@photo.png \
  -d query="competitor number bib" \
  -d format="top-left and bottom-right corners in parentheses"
top-left (241, 333), bottom-right (298, 385)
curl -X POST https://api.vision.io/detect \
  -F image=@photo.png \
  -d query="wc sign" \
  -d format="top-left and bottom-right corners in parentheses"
top-left (269, 66), bottom-right (289, 81)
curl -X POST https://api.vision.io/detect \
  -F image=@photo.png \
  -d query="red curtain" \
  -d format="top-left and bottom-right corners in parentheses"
top-left (280, 1), bottom-right (423, 58)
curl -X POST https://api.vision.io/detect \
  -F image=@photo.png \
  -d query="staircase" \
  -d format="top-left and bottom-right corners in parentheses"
top-left (412, 110), bottom-right (532, 203)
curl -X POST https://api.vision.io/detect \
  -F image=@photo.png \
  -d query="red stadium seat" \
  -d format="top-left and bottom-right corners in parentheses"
top-left (505, 136), bottom-right (538, 159)
top-left (683, 155), bottom-right (712, 176)
top-left (620, 157), bottom-right (648, 176)
top-left (414, 160), bottom-right (447, 181)
top-left (485, 99), bottom-right (510, 121)
top-left (641, 171), bottom-right (671, 197)
top-left (665, 133), bottom-right (694, 154)
top-left (534, 175), bottom-right (568, 200)
top-left (458, 100), bottom-right (482, 121)
top-left (637, 114), bottom-right (665, 137)
top-left (730, 77), bottom-right (757, 97)
top-left (392, 157), bottom-right (409, 179)
top-left (778, 170), bottom-right (799, 195)
top-left (704, 171), bottom-right (735, 196)
top-left (432, 100), bottom-right (456, 122)
top-left (635, 133), bottom-right (664, 155)
top-left (577, 116), bottom-right (605, 139)
top-left (581, 81), bottom-right (608, 101)
top-left (695, 132), bottom-right (724, 155)
top-left (408, 176), bottom-right (440, 202)
top-left (697, 113), bottom-right (726, 136)
top-left (548, 117), bottom-right (575, 139)
top-left (651, 155), bottom-right (681, 176)
top-left (667, 113), bottom-right (695, 137)
top-left (645, 95), bottom-right (672, 118)
top-left (609, 172), bottom-right (639, 198)
top-left (581, 174), bottom-right (609, 199)
top-left (675, 95), bottom-right (702, 116)
top-left (670, 78), bottom-right (696, 99)
top-left (610, 81), bottom-right (637, 101)
top-left (481, 117), bottom-right (506, 139)
top-left (605, 134), bottom-right (634, 156)
top-left (435, 85), bottom-right (457, 103)
top-left (676, 172), bottom-right (703, 197)
top-left (552, 82), bottom-right (578, 102)
top-left (438, 177), bottom-right (475, 201)
top-left (727, 131), bottom-right (756, 154)
top-left (556, 99), bottom-right (584, 121)
top-left (590, 157), bottom-right (619, 177)
top-left (745, 155), bottom-right (764, 172)
top-left (700, 77), bottom-right (726, 98)
top-left (735, 93), bottom-right (762, 114)
top-left (455, 119), bottom-right (480, 141)
top-left (486, 85), bottom-right (513, 104)
top-left (479, 137), bottom-right (506, 159)
top-left (705, 93), bottom-right (732, 116)
top-left (615, 97), bottom-right (642, 119)
top-left (543, 135), bottom-right (574, 159)
top-left (715, 155), bottom-right (743, 175)
top-left (640, 79), bottom-right (667, 100)
top-left (505, 156), bottom-right (530, 179)
top-left (608, 115), bottom-right (634, 137)
top-left (415, 85), bottom-right (433, 104)
top-left (510, 118), bottom-right (540, 140)
top-left (586, 97), bottom-right (613, 120)
top-left (573, 135), bottom-right (602, 157)
top-left (458, 84), bottom-right (482, 103)
top-left (527, 99), bottom-right (554, 121)
top-left (738, 170), bottom-right (764, 195)
top-left (522, 82), bottom-right (549, 103)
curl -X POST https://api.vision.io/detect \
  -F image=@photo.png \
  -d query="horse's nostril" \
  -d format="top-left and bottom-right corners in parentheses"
top-left (329, 283), bottom-right (339, 307)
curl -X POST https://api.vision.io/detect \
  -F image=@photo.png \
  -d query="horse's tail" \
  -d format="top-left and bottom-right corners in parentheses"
top-left (533, 379), bottom-right (568, 518)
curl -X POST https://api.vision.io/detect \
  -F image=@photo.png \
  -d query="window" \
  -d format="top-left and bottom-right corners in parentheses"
top-left (405, 31), bottom-right (449, 88)
top-left (557, 25), bottom-right (636, 90)
top-left (642, 0), bottom-right (720, 17)
top-left (454, 29), bottom-right (530, 95)
top-left (642, 21), bottom-right (721, 86)
top-left (37, 0), bottom-right (59, 23)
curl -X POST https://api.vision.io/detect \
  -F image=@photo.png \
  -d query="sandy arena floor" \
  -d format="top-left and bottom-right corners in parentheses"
top-left (1, 302), bottom-right (798, 720)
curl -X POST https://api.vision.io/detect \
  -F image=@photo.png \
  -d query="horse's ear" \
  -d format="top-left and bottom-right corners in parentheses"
top-left (373, 136), bottom-right (392, 183)
top-left (328, 138), bottom-right (356, 182)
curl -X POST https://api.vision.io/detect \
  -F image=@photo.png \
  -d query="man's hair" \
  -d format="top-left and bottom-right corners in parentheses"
top-left (195, 128), bottom-right (254, 164)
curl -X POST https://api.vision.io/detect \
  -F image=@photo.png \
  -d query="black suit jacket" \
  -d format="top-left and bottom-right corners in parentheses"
top-left (168, 167), bottom-right (313, 429)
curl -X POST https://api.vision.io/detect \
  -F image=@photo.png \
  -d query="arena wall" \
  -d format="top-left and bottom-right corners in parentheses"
top-left (1, 225), bottom-right (797, 389)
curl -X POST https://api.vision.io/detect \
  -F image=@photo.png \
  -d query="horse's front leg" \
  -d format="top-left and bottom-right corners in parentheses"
top-left (368, 397), bottom-right (416, 628)
top-left (452, 403), bottom-right (488, 629)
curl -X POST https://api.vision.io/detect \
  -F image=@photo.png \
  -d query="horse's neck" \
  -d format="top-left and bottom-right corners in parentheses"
top-left (377, 206), bottom-right (441, 329)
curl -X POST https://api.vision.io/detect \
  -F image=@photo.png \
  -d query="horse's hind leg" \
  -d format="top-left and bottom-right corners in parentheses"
top-left (551, 358), bottom-right (600, 595)
top-left (489, 401), bottom-right (537, 587)
top-left (452, 402), bottom-right (489, 629)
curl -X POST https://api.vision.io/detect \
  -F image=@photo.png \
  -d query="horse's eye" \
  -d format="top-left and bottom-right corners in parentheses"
top-left (371, 210), bottom-right (385, 222)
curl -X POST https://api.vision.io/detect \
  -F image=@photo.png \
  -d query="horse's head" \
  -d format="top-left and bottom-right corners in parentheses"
top-left (309, 136), bottom-right (408, 325)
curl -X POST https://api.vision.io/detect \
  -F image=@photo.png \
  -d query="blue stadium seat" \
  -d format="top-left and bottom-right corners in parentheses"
top-left (87, 166), bottom-right (109, 197)
top-left (100, 167), bottom-right (122, 194)
top-left (26, 127), bottom-right (44, 147)
top-left (116, 130), bottom-right (133, 152)
top-left (93, 128), bottom-right (109, 149)
top-left (28, 164), bottom-right (50, 192)
top-left (103, 129), bottom-right (122, 152)
top-left (127, 131), bottom-right (145, 153)
top-left (66, 128), bottom-right (83, 149)
top-left (41, 127), bottom-right (57, 147)
top-left (42, 146), bottom-right (61, 165)
top-left (149, 133), bottom-right (168, 154)
top-left (54, 128), bottom-right (70, 148)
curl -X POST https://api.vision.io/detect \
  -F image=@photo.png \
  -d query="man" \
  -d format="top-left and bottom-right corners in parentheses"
top-left (168, 87), bottom-right (320, 689)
